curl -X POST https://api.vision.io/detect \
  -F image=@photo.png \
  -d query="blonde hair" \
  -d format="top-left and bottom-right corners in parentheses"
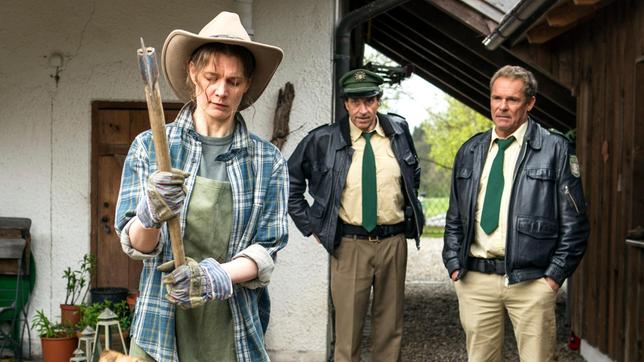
top-left (490, 65), bottom-right (538, 99)
top-left (184, 43), bottom-right (256, 104)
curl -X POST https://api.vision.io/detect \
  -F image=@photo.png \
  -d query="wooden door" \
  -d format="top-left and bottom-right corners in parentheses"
top-left (91, 102), bottom-right (182, 292)
top-left (623, 58), bottom-right (644, 362)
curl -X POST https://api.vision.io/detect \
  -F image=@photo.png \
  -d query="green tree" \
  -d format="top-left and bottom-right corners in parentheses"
top-left (423, 97), bottom-right (490, 176)
top-left (412, 126), bottom-right (450, 198)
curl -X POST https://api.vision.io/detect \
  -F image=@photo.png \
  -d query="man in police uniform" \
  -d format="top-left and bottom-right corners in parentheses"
top-left (288, 69), bottom-right (424, 361)
top-left (442, 65), bottom-right (589, 361)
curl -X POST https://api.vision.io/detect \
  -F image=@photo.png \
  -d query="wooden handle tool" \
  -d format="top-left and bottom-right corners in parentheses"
top-left (137, 38), bottom-right (186, 267)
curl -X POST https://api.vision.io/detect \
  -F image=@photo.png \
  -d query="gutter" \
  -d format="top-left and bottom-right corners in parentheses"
top-left (334, 0), bottom-right (409, 121)
top-left (482, 0), bottom-right (558, 50)
top-left (235, 0), bottom-right (254, 38)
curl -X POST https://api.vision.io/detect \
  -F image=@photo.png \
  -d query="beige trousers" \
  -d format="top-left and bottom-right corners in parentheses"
top-left (454, 271), bottom-right (557, 362)
top-left (330, 233), bottom-right (407, 362)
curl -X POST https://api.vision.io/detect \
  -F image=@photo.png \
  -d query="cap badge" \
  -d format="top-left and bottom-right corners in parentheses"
top-left (354, 70), bottom-right (366, 81)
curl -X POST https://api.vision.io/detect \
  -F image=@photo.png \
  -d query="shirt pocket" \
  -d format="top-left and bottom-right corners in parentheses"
top-left (382, 146), bottom-right (402, 177)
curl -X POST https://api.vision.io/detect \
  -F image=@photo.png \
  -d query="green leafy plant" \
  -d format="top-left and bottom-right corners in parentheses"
top-left (78, 300), bottom-right (132, 331)
top-left (62, 254), bottom-right (96, 305)
top-left (32, 310), bottom-right (75, 338)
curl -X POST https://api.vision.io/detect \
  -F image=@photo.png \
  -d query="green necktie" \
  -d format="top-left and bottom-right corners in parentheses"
top-left (480, 137), bottom-right (515, 234)
top-left (362, 132), bottom-right (377, 232)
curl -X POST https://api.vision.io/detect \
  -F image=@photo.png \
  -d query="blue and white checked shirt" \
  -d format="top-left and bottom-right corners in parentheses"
top-left (114, 103), bottom-right (289, 361)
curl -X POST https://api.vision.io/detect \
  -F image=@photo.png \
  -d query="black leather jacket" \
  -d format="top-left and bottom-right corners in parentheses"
top-left (442, 118), bottom-right (589, 285)
top-left (288, 113), bottom-right (425, 254)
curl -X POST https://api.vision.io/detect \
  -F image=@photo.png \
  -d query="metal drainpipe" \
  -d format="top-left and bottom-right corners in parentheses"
top-left (334, 0), bottom-right (409, 122)
top-left (482, 0), bottom-right (557, 50)
top-left (234, 0), bottom-right (254, 39)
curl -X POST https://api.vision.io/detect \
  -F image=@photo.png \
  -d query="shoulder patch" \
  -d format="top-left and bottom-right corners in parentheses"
top-left (549, 127), bottom-right (575, 142)
top-left (569, 155), bottom-right (581, 177)
top-left (548, 127), bottom-right (565, 137)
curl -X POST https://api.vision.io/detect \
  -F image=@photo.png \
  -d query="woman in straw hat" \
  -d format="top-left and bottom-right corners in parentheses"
top-left (114, 11), bottom-right (287, 361)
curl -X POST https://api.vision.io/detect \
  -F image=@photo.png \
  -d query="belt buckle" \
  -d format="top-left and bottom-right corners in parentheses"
top-left (368, 235), bottom-right (380, 242)
top-left (495, 261), bottom-right (505, 275)
top-left (484, 260), bottom-right (495, 274)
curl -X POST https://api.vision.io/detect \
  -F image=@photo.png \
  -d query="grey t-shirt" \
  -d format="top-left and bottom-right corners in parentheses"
top-left (197, 132), bottom-right (233, 181)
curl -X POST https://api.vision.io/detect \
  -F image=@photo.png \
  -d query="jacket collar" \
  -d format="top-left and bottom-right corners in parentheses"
top-left (338, 112), bottom-right (401, 148)
top-left (348, 116), bottom-right (386, 143)
top-left (471, 116), bottom-right (542, 153)
top-left (522, 117), bottom-right (542, 150)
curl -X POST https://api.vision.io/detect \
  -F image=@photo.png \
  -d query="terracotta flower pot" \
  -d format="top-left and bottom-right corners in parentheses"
top-left (40, 335), bottom-right (78, 362)
top-left (60, 304), bottom-right (81, 327)
top-left (126, 291), bottom-right (139, 311)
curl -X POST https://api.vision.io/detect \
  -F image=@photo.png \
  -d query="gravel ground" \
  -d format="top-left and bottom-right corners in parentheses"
top-left (359, 238), bottom-right (584, 361)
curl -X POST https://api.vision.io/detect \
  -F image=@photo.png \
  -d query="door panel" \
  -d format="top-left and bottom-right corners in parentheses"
top-left (97, 154), bottom-right (129, 288)
top-left (91, 102), bottom-right (182, 293)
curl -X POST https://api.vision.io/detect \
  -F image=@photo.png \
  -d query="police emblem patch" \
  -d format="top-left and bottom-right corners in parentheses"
top-left (354, 70), bottom-right (366, 81)
top-left (569, 155), bottom-right (580, 177)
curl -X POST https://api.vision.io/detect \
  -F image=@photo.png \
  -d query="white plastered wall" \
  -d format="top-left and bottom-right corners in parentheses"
top-left (0, 0), bottom-right (332, 358)
top-left (252, 1), bottom-right (333, 360)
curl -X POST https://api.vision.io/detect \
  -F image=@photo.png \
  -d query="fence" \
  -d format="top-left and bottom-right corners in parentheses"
top-left (418, 163), bottom-right (451, 237)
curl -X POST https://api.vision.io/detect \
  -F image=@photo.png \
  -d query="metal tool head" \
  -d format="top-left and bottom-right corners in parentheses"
top-left (137, 37), bottom-right (159, 90)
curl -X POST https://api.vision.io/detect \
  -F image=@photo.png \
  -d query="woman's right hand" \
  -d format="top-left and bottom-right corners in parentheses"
top-left (136, 169), bottom-right (190, 228)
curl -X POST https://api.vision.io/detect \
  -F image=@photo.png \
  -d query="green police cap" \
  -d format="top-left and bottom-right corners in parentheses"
top-left (340, 69), bottom-right (384, 98)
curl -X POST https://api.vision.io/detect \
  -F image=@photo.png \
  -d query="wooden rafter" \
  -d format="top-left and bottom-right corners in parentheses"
top-left (526, 0), bottom-right (614, 44)
top-left (426, 0), bottom-right (497, 35)
top-left (573, 0), bottom-right (602, 4)
top-left (527, 19), bottom-right (577, 44)
top-left (546, 1), bottom-right (602, 27)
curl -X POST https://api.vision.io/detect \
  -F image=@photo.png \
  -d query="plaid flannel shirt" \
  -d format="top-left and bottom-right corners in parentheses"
top-left (114, 103), bottom-right (289, 361)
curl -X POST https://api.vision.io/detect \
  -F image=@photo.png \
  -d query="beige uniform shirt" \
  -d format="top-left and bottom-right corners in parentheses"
top-left (339, 117), bottom-right (405, 226)
top-left (470, 121), bottom-right (528, 258)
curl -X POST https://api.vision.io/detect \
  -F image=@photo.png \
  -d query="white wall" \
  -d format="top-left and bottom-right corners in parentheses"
top-left (0, 0), bottom-right (332, 358)
top-left (252, 1), bottom-right (333, 360)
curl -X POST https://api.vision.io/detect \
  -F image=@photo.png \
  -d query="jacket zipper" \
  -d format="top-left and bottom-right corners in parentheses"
top-left (564, 185), bottom-right (580, 215)
top-left (504, 138), bottom-right (529, 286)
top-left (325, 149), bottom-right (351, 239)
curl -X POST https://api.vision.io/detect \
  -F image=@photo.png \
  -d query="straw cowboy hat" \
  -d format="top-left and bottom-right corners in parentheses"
top-left (162, 11), bottom-right (283, 109)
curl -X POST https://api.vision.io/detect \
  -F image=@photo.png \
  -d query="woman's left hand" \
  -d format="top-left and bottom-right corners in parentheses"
top-left (157, 257), bottom-right (233, 309)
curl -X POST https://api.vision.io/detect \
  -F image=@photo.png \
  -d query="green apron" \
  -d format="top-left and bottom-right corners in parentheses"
top-left (130, 176), bottom-right (235, 361)
top-left (176, 176), bottom-right (235, 361)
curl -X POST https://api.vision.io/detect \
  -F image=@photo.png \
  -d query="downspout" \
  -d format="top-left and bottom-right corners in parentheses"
top-left (334, 0), bottom-right (409, 121)
top-left (234, 0), bottom-right (254, 38)
top-left (482, 0), bottom-right (558, 50)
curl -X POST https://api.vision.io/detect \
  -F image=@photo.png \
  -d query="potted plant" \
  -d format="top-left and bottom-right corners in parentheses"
top-left (78, 300), bottom-right (132, 333)
top-left (32, 310), bottom-right (77, 362)
top-left (61, 254), bottom-right (96, 326)
top-left (78, 300), bottom-right (132, 354)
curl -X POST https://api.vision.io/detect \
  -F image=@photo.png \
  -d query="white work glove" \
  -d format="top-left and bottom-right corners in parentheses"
top-left (136, 169), bottom-right (189, 228)
top-left (157, 257), bottom-right (233, 309)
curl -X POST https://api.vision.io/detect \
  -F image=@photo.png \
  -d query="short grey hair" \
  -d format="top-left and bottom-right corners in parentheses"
top-left (490, 65), bottom-right (538, 99)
